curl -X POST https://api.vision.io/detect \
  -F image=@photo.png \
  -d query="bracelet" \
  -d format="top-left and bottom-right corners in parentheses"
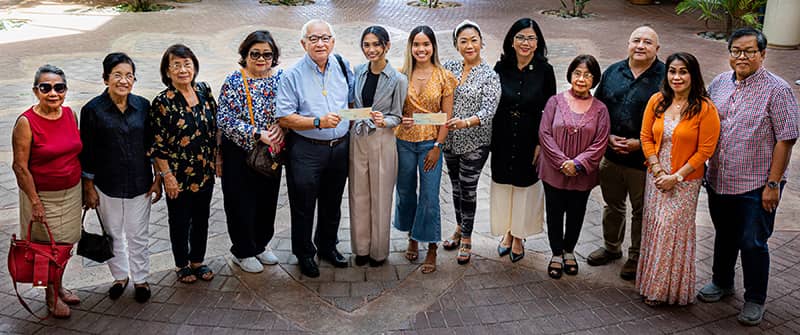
top-left (158, 170), bottom-right (172, 177)
top-left (465, 118), bottom-right (471, 128)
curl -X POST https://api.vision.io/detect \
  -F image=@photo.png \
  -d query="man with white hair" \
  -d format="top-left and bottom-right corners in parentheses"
top-left (276, 19), bottom-right (354, 278)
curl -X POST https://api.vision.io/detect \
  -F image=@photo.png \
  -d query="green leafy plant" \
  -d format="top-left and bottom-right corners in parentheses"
top-left (559, 0), bottom-right (591, 17)
top-left (117, 0), bottom-right (172, 12)
top-left (419, 0), bottom-right (441, 8)
top-left (676, 0), bottom-right (766, 37)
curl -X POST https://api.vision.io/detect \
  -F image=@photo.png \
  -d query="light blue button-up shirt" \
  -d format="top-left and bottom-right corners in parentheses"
top-left (275, 53), bottom-right (354, 140)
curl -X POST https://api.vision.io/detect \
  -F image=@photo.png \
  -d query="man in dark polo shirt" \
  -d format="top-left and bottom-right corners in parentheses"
top-left (587, 25), bottom-right (665, 281)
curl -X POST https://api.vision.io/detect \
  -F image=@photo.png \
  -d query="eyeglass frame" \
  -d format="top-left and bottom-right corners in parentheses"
top-left (571, 70), bottom-right (594, 80)
top-left (248, 51), bottom-right (274, 61)
top-left (109, 72), bottom-right (136, 82)
top-left (168, 62), bottom-right (195, 72)
top-left (34, 83), bottom-right (67, 94)
top-left (513, 34), bottom-right (538, 44)
top-left (305, 34), bottom-right (333, 44)
top-left (729, 48), bottom-right (760, 59)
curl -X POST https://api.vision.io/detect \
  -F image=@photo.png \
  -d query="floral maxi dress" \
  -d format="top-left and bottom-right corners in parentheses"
top-left (636, 117), bottom-right (702, 305)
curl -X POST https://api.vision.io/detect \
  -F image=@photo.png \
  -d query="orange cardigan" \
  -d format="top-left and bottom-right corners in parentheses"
top-left (640, 93), bottom-right (720, 181)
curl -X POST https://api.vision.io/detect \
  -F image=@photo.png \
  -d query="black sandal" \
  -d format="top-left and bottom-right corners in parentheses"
top-left (192, 264), bottom-right (214, 281)
top-left (563, 253), bottom-right (579, 276)
top-left (176, 266), bottom-right (196, 284)
top-left (548, 256), bottom-right (563, 279)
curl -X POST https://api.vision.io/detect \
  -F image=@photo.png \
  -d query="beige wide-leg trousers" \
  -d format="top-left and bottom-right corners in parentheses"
top-left (348, 128), bottom-right (397, 261)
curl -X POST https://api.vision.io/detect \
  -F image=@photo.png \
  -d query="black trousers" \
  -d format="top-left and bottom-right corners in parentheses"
top-left (221, 137), bottom-right (282, 259)
top-left (285, 132), bottom-right (349, 258)
top-left (166, 186), bottom-right (213, 268)
top-left (543, 182), bottom-right (591, 256)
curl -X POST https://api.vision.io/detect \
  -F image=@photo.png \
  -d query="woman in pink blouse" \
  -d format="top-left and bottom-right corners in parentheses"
top-left (538, 55), bottom-right (609, 279)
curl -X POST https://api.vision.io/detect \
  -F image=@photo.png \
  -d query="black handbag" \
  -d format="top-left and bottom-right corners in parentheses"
top-left (76, 209), bottom-right (114, 263)
top-left (241, 69), bottom-right (284, 178)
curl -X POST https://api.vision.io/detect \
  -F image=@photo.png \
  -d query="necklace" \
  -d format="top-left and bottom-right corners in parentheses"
top-left (311, 65), bottom-right (329, 96)
top-left (563, 92), bottom-right (593, 135)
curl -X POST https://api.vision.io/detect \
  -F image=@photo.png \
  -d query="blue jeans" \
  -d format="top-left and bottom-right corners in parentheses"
top-left (394, 139), bottom-right (442, 243)
top-left (707, 184), bottom-right (783, 304)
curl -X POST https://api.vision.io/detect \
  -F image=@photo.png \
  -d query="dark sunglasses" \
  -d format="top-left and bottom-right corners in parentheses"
top-left (248, 51), bottom-right (274, 61)
top-left (35, 83), bottom-right (67, 94)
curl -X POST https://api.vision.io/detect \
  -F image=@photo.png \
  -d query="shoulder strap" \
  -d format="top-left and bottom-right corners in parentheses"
top-left (240, 69), bottom-right (255, 127)
top-left (335, 54), bottom-right (348, 84)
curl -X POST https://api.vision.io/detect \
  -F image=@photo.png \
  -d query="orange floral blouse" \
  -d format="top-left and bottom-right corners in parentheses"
top-left (395, 66), bottom-right (457, 142)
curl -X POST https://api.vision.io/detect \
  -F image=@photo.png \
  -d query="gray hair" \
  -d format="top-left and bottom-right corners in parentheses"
top-left (300, 19), bottom-right (335, 41)
top-left (33, 64), bottom-right (66, 86)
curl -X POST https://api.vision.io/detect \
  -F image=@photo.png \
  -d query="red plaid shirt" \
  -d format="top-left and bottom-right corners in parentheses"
top-left (706, 67), bottom-right (800, 195)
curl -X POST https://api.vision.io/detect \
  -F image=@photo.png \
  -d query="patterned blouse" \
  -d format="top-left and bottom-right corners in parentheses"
top-left (395, 66), bottom-right (457, 142)
top-left (217, 69), bottom-right (283, 151)
top-left (149, 82), bottom-right (218, 193)
top-left (442, 60), bottom-right (501, 154)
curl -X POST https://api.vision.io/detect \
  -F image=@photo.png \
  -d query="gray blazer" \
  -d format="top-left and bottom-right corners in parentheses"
top-left (352, 61), bottom-right (408, 135)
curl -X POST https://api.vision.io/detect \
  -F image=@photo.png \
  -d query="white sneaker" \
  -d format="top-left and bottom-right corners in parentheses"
top-left (256, 249), bottom-right (279, 265)
top-left (233, 256), bottom-right (264, 273)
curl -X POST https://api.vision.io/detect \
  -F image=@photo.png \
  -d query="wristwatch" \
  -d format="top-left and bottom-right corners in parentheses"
top-left (253, 131), bottom-right (262, 141)
top-left (767, 181), bottom-right (780, 189)
top-left (675, 174), bottom-right (684, 182)
top-left (313, 117), bottom-right (321, 129)
top-left (433, 142), bottom-right (441, 149)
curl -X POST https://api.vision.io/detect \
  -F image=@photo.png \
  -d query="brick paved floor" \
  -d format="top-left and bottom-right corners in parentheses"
top-left (1, 0), bottom-right (799, 334)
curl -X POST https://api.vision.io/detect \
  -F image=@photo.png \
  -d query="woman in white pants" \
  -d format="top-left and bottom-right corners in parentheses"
top-left (80, 52), bottom-right (161, 303)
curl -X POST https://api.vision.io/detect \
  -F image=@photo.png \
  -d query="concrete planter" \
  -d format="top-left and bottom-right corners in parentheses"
top-left (763, 0), bottom-right (800, 49)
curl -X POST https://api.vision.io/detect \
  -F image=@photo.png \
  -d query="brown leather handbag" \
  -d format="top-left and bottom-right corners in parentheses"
top-left (241, 69), bottom-right (284, 179)
top-left (8, 220), bottom-right (73, 319)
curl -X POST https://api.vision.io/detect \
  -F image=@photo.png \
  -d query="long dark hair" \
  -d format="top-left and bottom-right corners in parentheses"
top-left (401, 25), bottom-right (440, 77)
top-left (655, 52), bottom-right (707, 120)
top-left (499, 18), bottom-right (548, 66)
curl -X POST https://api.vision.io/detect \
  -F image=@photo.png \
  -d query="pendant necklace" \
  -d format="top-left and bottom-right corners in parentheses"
top-left (565, 90), bottom-right (592, 135)
top-left (312, 66), bottom-right (329, 96)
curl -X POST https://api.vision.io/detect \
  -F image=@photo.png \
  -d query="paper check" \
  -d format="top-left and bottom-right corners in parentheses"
top-left (413, 113), bottom-right (447, 125)
top-left (338, 108), bottom-right (372, 120)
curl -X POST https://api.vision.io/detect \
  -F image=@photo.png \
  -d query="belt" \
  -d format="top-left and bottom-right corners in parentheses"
top-left (298, 134), bottom-right (349, 147)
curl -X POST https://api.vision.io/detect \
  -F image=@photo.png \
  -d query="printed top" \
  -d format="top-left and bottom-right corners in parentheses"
top-left (217, 69), bottom-right (284, 151)
top-left (442, 59), bottom-right (501, 155)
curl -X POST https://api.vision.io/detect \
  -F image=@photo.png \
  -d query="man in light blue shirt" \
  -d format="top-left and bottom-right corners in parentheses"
top-left (277, 19), bottom-right (354, 278)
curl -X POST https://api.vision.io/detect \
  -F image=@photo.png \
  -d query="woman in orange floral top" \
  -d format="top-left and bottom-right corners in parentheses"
top-left (394, 26), bottom-right (456, 274)
top-left (150, 44), bottom-right (220, 284)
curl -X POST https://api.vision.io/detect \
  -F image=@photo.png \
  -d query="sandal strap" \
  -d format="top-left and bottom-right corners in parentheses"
top-left (550, 255), bottom-right (563, 263)
top-left (563, 252), bottom-right (576, 261)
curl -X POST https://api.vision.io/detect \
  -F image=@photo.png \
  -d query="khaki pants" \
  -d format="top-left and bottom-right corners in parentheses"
top-left (599, 157), bottom-right (645, 259)
top-left (348, 128), bottom-right (397, 261)
top-left (20, 182), bottom-right (82, 244)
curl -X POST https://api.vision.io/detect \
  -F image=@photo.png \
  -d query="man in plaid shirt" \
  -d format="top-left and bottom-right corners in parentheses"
top-left (699, 27), bottom-right (800, 326)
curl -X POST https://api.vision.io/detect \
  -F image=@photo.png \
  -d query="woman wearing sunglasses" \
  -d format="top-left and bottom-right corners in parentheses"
top-left (12, 64), bottom-right (82, 318)
top-left (80, 52), bottom-right (161, 303)
top-left (216, 31), bottom-right (284, 273)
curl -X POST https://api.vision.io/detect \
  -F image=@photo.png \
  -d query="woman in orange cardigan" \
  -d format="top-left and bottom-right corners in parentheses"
top-left (637, 52), bottom-right (720, 306)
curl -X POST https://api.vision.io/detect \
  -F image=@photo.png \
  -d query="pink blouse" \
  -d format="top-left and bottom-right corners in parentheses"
top-left (538, 91), bottom-right (609, 191)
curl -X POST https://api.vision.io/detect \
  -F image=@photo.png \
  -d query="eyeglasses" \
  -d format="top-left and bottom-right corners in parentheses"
top-left (729, 49), bottom-right (759, 59)
top-left (169, 62), bottom-right (194, 71)
top-left (249, 51), bottom-right (274, 61)
top-left (571, 71), bottom-right (594, 80)
top-left (306, 34), bottom-right (332, 44)
top-left (35, 83), bottom-right (67, 94)
top-left (514, 34), bottom-right (538, 44)
top-left (111, 73), bottom-right (136, 82)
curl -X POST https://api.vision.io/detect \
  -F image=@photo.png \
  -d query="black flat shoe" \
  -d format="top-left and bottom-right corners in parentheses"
top-left (355, 255), bottom-right (370, 266)
top-left (134, 283), bottom-right (151, 303)
top-left (368, 258), bottom-right (385, 267)
top-left (510, 250), bottom-right (525, 263)
top-left (108, 278), bottom-right (129, 300)
top-left (298, 257), bottom-right (320, 278)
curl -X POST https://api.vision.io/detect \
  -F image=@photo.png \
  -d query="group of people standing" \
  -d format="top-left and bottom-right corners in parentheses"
top-left (11, 16), bottom-right (797, 328)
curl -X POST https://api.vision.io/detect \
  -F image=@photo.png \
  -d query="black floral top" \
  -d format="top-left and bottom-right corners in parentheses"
top-left (149, 82), bottom-right (218, 192)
